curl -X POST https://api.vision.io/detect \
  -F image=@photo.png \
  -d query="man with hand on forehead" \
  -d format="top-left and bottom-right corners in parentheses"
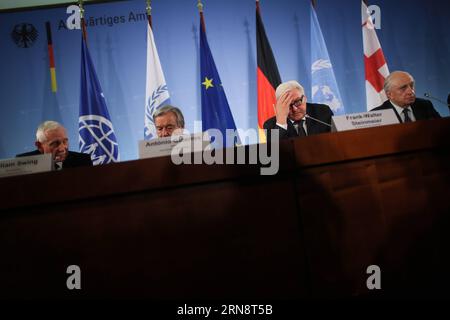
top-left (16, 120), bottom-right (92, 170)
top-left (263, 80), bottom-right (333, 143)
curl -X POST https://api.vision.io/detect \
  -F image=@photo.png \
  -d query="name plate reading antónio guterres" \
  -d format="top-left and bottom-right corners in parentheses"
top-left (139, 133), bottom-right (207, 159)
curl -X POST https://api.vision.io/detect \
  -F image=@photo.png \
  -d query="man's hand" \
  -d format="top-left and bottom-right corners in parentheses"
top-left (274, 91), bottom-right (292, 125)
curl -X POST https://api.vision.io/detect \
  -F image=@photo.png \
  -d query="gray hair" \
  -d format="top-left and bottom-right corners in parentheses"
top-left (36, 120), bottom-right (64, 143)
top-left (153, 105), bottom-right (185, 128)
top-left (275, 80), bottom-right (305, 100)
top-left (384, 71), bottom-right (414, 93)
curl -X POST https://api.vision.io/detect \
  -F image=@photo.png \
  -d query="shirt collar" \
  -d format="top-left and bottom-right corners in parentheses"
top-left (390, 101), bottom-right (411, 114)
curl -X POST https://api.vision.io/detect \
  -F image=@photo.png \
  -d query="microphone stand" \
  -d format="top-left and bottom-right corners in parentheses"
top-left (305, 114), bottom-right (332, 127)
top-left (424, 92), bottom-right (450, 109)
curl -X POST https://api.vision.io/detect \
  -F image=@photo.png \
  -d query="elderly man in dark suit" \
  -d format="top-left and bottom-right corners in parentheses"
top-left (370, 71), bottom-right (441, 122)
top-left (16, 120), bottom-right (92, 169)
top-left (263, 80), bottom-right (333, 143)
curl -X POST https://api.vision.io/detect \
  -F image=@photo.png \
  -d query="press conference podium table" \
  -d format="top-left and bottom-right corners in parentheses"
top-left (1, 118), bottom-right (450, 299)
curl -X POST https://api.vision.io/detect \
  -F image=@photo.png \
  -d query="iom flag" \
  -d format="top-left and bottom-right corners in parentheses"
top-left (144, 21), bottom-right (170, 140)
top-left (311, 3), bottom-right (345, 115)
top-left (200, 13), bottom-right (238, 147)
top-left (79, 36), bottom-right (119, 165)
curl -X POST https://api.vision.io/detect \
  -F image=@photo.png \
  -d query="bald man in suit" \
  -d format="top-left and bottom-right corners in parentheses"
top-left (371, 71), bottom-right (441, 123)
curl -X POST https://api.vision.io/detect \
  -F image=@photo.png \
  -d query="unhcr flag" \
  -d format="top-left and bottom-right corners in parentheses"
top-left (199, 7), bottom-right (238, 147)
top-left (311, 1), bottom-right (345, 115)
top-left (79, 27), bottom-right (119, 165)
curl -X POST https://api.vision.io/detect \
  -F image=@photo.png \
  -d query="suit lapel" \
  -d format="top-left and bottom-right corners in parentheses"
top-left (304, 104), bottom-right (312, 135)
top-left (305, 117), bottom-right (315, 135)
top-left (61, 152), bottom-right (72, 169)
top-left (411, 102), bottom-right (425, 120)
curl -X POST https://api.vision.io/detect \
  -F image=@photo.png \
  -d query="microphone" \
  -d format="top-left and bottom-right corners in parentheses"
top-left (305, 114), bottom-right (332, 127)
top-left (424, 92), bottom-right (450, 107)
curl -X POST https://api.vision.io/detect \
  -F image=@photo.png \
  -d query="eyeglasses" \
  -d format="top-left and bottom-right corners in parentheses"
top-left (290, 95), bottom-right (304, 109)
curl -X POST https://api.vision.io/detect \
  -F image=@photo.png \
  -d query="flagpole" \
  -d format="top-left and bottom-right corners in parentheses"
top-left (197, 0), bottom-right (206, 32)
top-left (311, 0), bottom-right (317, 8)
top-left (146, 0), bottom-right (152, 29)
top-left (78, 0), bottom-right (87, 41)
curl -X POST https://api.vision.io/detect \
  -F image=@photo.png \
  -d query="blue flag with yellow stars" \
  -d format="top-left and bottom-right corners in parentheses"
top-left (199, 13), bottom-right (239, 147)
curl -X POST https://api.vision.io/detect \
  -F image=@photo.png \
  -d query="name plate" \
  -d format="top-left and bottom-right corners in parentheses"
top-left (331, 109), bottom-right (399, 132)
top-left (139, 133), bottom-right (207, 159)
top-left (0, 153), bottom-right (53, 178)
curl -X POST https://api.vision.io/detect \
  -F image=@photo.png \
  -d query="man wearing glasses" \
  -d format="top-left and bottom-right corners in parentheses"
top-left (263, 80), bottom-right (333, 143)
top-left (153, 105), bottom-right (185, 138)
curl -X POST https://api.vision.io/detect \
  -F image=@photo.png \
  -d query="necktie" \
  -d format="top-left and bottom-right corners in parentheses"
top-left (403, 108), bottom-right (412, 123)
top-left (293, 120), bottom-right (307, 136)
top-left (55, 162), bottom-right (63, 171)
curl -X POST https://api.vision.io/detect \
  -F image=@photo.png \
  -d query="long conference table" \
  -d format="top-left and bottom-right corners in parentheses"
top-left (1, 118), bottom-right (449, 299)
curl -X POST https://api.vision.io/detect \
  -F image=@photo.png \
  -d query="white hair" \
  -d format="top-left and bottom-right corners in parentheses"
top-left (275, 80), bottom-right (305, 100)
top-left (384, 71), bottom-right (414, 93)
top-left (153, 105), bottom-right (185, 128)
top-left (36, 120), bottom-right (64, 143)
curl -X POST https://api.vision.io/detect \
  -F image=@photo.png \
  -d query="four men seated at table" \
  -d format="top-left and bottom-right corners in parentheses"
top-left (13, 70), bottom-right (444, 168)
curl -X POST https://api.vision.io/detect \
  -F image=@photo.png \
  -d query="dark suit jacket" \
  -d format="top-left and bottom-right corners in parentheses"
top-left (263, 102), bottom-right (333, 143)
top-left (16, 150), bottom-right (93, 169)
top-left (370, 98), bottom-right (441, 123)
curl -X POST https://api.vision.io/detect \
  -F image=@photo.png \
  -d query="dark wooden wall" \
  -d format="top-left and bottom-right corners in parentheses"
top-left (1, 119), bottom-right (449, 299)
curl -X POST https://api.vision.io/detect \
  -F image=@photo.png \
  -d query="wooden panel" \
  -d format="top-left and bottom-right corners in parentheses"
top-left (293, 118), bottom-right (450, 167)
top-left (1, 118), bottom-right (450, 299)
top-left (296, 162), bottom-right (388, 297)
top-left (296, 149), bottom-right (450, 298)
top-left (0, 141), bottom-right (294, 210)
top-left (0, 176), bottom-right (308, 299)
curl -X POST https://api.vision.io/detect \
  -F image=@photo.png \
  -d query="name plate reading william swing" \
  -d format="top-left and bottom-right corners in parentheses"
top-left (0, 153), bottom-right (53, 178)
top-left (139, 133), bottom-right (207, 159)
top-left (331, 109), bottom-right (399, 132)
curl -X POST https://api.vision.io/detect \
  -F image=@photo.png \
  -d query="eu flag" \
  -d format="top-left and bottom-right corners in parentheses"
top-left (79, 32), bottom-right (119, 165)
top-left (199, 12), bottom-right (239, 147)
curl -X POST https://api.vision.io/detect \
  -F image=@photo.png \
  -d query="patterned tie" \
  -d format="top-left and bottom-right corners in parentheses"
top-left (294, 119), bottom-right (307, 136)
top-left (402, 108), bottom-right (412, 123)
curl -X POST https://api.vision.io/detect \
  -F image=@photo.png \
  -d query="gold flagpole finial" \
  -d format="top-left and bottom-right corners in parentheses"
top-left (197, 0), bottom-right (203, 13)
top-left (146, 0), bottom-right (152, 16)
top-left (78, 0), bottom-right (84, 19)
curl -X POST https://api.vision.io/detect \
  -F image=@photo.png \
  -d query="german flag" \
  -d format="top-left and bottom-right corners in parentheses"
top-left (45, 21), bottom-right (57, 92)
top-left (256, 0), bottom-right (281, 143)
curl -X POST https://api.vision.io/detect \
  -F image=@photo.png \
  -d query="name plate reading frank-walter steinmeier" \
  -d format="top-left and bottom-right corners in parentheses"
top-left (331, 109), bottom-right (399, 132)
top-left (0, 153), bottom-right (53, 178)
